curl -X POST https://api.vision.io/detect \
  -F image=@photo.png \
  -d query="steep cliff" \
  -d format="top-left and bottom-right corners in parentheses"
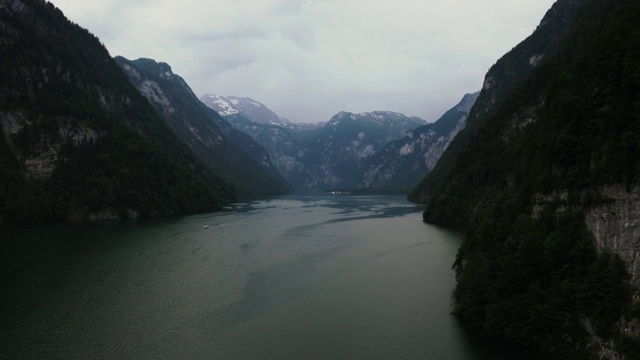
top-left (409, 0), bottom-right (590, 205)
top-left (0, 0), bottom-right (236, 226)
top-left (409, 0), bottom-right (640, 357)
top-left (585, 186), bottom-right (640, 288)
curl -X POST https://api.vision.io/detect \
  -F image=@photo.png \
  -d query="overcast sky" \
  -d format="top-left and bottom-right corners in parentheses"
top-left (52, 0), bottom-right (556, 123)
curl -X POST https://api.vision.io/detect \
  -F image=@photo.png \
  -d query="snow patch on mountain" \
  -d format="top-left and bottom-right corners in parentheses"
top-left (200, 94), bottom-right (287, 125)
top-left (202, 95), bottom-right (240, 116)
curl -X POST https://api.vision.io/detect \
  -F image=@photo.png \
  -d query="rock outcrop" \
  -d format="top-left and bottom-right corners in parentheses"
top-left (586, 185), bottom-right (640, 287)
top-left (354, 92), bottom-right (478, 191)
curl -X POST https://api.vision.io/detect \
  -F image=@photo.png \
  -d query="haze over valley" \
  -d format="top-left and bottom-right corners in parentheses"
top-left (1, 0), bottom-right (639, 359)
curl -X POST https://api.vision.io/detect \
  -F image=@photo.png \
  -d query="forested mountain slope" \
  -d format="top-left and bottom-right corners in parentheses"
top-left (116, 57), bottom-right (292, 197)
top-left (409, 0), bottom-right (590, 208)
top-left (411, 0), bottom-right (640, 357)
top-left (0, 0), bottom-right (236, 227)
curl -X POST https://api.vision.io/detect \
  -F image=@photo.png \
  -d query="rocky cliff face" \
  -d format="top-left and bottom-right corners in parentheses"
top-left (2, 112), bottom-right (55, 180)
top-left (534, 184), bottom-right (640, 288)
top-left (586, 185), bottom-right (640, 287)
top-left (117, 59), bottom-right (224, 147)
top-left (354, 92), bottom-right (478, 191)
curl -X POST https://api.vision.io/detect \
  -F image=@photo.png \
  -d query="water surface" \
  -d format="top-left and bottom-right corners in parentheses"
top-left (0, 195), bottom-right (547, 359)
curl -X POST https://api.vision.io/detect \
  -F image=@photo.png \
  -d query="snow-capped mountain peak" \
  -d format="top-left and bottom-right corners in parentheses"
top-left (328, 111), bottom-right (427, 127)
top-left (201, 94), bottom-right (240, 116)
top-left (200, 94), bottom-right (287, 125)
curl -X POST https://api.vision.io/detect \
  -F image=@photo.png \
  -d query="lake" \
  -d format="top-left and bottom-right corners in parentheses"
top-left (0, 195), bottom-right (547, 359)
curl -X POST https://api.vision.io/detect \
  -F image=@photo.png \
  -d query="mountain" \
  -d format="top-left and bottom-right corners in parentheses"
top-left (269, 110), bottom-right (427, 190)
top-left (200, 94), bottom-right (288, 126)
top-left (201, 96), bottom-right (428, 191)
top-left (0, 0), bottom-right (237, 227)
top-left (280, 121), bottom-right (325, 132)
top-left (410, 0), bottom-right (640, 357)
top-left (353, 92), bottom-right (478, 191)
top-left (115, 57), bottom-right (292, 197)
top-left (409, 0), bottom-right (592, 206)
top-left (201, 93), bottom-right (327, 131)
top-left (301, 111), bottom-right (428, 190)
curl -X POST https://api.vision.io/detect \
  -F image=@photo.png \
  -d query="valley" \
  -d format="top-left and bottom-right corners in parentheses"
top-left (2, 0), bottom-right (640, 358)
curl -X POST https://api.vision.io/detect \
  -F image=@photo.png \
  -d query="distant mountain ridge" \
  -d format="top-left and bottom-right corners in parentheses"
top-left (353, 92), bottom-right (479, 191)
top-left (302, 111), bottom-right (428, 190)
top-left (201, 92), bottom-right (476, 192)
top-left (200, 94), bottom-right (288, 126)
top-left (200, 96), bottom-right (431, 191)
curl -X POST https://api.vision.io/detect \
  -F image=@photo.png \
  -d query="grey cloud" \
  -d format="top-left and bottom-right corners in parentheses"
top-left (271, 0), bottom-right (307, 15)
top-left (280, 23), bottom-right (316, 50)
top-left (184, 28), bottom-right (267, 44)
top-left (51, 0), bottom-right (557, 123)
top-left (271, 0), bottom-right (345, 16)
top-left (200, 50), bottom-right (261, 74)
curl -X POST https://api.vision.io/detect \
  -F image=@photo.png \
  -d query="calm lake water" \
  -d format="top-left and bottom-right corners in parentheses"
top-left (0, 195), bottom-right (548, 359)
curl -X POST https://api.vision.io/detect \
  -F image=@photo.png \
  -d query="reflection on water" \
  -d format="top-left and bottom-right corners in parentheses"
top-left (0, 195), bottom-right (550, 359)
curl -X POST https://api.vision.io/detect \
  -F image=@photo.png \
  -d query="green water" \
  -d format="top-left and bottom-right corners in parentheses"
top-left (0, 195), bottom-right (550, 359)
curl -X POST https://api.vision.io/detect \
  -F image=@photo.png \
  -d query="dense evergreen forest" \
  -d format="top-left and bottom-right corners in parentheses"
top-left (0, 0), bottom-right (237, 227)
top-left (411, 0), bottom-right (640, 357)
